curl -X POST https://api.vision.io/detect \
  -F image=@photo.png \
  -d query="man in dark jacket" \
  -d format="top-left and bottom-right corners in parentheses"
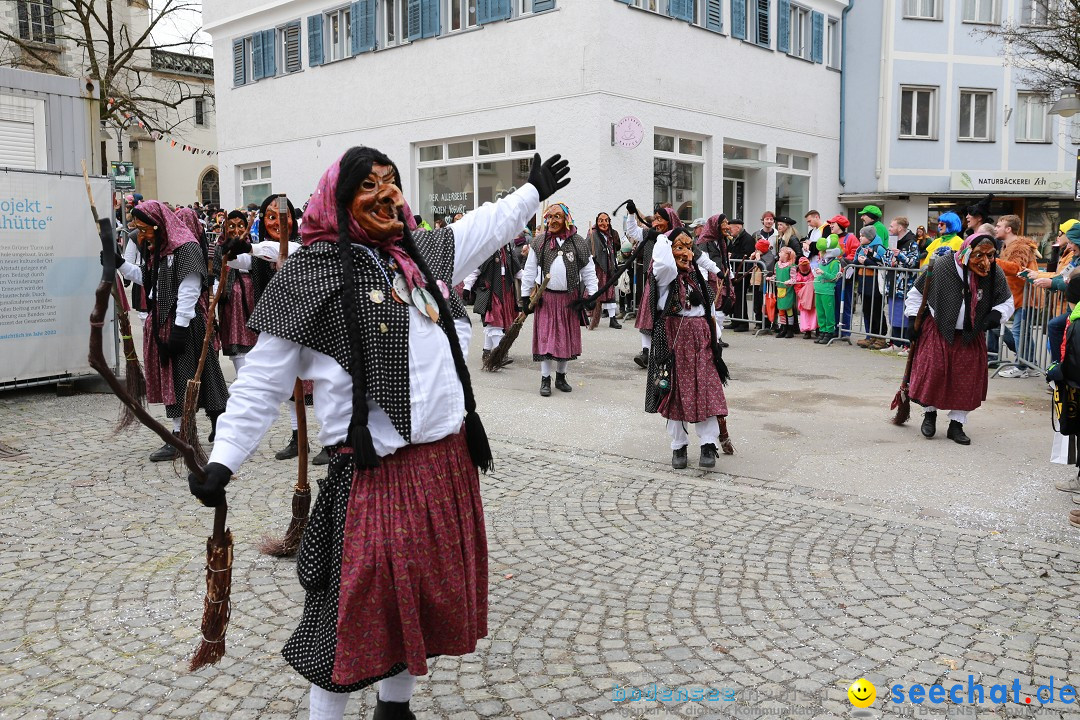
top-left (890, 216), bottom-right (918, 254)
top-left (727, 218), bottom-right (756, 331)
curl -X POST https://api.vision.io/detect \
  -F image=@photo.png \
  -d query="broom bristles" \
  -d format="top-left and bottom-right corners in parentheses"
top-left (890, 388), bottom-right (911, 426)
top-left (484, 316), bottom-right (524, 371)
top-left (189, 528), bottom-right (232, 671)
top-left (258, 489), bottom-right (311, 557)
top-left (179, 379), bottom-right (208, 468)
top-left (115, 357), bottom-right (147, 432)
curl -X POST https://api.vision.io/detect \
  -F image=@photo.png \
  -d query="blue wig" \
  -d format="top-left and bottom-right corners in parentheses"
top-left (938, 212), bottom-right (962, 235)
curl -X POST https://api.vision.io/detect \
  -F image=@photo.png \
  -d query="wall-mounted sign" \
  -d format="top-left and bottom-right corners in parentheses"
top-left (110, 161), bottom-right (135, 190)
top-left (613, 116), bottom-right (644, 149)
top-left (950, 170), bottom-right (1072, 194)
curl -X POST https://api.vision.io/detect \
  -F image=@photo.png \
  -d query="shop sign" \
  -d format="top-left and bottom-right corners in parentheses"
top-left (429, 190), bottom-right (471, 217)
top-left (613, 116), bottom-right (644, 149)
top-left (950, 170), bottom-right (1072, 194)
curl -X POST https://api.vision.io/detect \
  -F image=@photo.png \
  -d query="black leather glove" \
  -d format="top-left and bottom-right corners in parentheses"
top-left (189, 462), bottom-right (232, 508)
top-left (985, 310), bottom-right (1002, 330)
top-left (527, 153), bottom-right (571, 202)
top-left (222, 236), bottom-right (253, 260)
top-left (166, 323), bottom-right (189, 357)
top-left (99, 246), bottom-right (125, 269)
top-left (584, 299), bottom-right (596, 312)
top-left (625, 199), bottom-right (638, 217)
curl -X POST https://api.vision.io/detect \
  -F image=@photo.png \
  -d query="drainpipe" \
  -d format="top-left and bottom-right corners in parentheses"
top-left (874, 0), bottom-right (892, 183)
top-left (840, 0), bottom-right (855, 187)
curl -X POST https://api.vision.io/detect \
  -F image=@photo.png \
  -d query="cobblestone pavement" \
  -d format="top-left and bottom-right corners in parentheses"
top-left (3, 384), bottom-right (1080, 720)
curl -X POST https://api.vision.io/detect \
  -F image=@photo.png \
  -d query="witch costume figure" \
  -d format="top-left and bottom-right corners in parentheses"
top-left (646, 228), bottom-right (730, 469)
top-left (188, 147), bottom-right (570, 720)
top-left (112, 199), bottom-right (229, 461)
top-left (216, 210), bottom-right (260, 374)
top-left (588, 212), bottom-right (622, 328)
top-left (521, 202), bottom-right (598, 397)
top-left (904, 232), bottom-right (1013, 445)
top-left (624, 203), bottom-right (682, 368)
top-left (463, 237), bottom-right (524, 365)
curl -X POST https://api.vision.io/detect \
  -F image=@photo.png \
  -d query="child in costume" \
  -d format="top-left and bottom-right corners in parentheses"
top-left (814, 237), bottom-right (842, 344)
top-left (774, 247), bottom-right (797, 338)
top-left (793, 256), bottom-right (817, 338)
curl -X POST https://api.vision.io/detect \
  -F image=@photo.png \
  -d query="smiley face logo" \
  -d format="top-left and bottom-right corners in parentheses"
top-left (848, 678), bottom-right (876, 708)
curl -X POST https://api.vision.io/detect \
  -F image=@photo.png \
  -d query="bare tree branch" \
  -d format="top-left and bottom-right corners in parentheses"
top-left (1, 0), bottom-right (214, 135)
top-left (978, 0), bottom-right (1080, 95)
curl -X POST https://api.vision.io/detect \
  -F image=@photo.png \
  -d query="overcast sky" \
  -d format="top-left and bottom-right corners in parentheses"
top-left (152, 0), bottom-right (211, 56)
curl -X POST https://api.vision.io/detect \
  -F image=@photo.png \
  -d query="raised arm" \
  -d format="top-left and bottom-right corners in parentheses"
top-left (451, 153), bottom-right (570, 284)
top-left (623, 213), bottom-right (644, 246)
top-left (652, 234), bottom-right (678, 288)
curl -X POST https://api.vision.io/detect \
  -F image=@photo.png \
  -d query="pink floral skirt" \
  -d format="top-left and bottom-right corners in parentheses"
top-left (532, 290), bottom-right (582, 361)
top-left (659, 315), bottom-right (727, 423)
top-left (909, 319), bottom-right (988, 412)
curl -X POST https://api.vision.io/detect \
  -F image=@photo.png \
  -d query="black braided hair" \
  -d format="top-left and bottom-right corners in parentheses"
top-left (332, 146), bottom-right (492, 471)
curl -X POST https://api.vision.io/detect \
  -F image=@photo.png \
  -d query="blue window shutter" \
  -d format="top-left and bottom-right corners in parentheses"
top-left (614, 0), bottom-right (632, 4)
top-left (350, 1), bottom-right (375, 54)
top-left (533, 0), bottom-right (555, 11)
top-left (705, 0), bottom-right (723, 31)
top-left (477, 0), bottom-right (492, 23)
top-left (732, 0), bottom-right (746, 39)
top-left (493, 0), bottom-right (512, 20)
top-left (408, 0), bottom-right (423, 40)
top-left (669, 0), bottom-right (692, 21)
top-left (232, 38), bottom-right (246, 85)
top-left (811, 11), bottom-right (823, 63)
top-left (777, 0), bottom-right (790, 53)
top-left (308, 15), bottom-right (323, 66)
top-left (251, 31), bottom-right (265, 80)
top-left (422, 0), bottom-right (440, 37)
top-left (262, 29), bottom-right (276, 76)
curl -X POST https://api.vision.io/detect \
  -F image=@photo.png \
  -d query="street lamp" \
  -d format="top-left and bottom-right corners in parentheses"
top-left (1049, 89), bottom-right (1080, 118)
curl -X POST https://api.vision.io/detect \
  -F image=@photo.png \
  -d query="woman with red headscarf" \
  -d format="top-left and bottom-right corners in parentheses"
top-left (189, 148), bottom-right (569, 720)
top-left (903, 232), bottom-right (1013, 445)
top-left (112, 200), bottom-right (229, 460)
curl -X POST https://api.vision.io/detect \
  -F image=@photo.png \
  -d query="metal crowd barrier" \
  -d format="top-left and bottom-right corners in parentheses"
top-left (989, 280), bottom-right (1069, 375)
top-left (726, 258), bottom-right (769, 332)
top-left (832, 263), bottom-right (922, 348)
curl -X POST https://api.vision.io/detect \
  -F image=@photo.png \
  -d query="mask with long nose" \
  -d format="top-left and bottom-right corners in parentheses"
top-left (349, 163), bottom-right (405, 242)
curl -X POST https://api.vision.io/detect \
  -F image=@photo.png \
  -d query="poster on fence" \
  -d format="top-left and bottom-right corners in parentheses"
top-left (0, 170), bottom-right (116, 386)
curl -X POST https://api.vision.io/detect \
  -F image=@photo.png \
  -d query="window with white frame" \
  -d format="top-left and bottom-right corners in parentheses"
top-left (1016, 93), bottom-right (1050, 142)
top-left (628, 0), bottom-right (661, 11)
top-left (1021, 0), bottom-right (1052, 26)
top-left (900, 86), bottom-right (937, 139)
top-left (753, 0), bottom-right (770, 46)
top-left (962, 0), bottom-right (996, 24)
top-left (902, 0), bottom-right (940, 19)
top-left (382, 0), bottom-right (409, 47)
top-left (417, 131), bottom-right (537, 226)
top-left (16, 1), bottom-right (56, 44)
top-left (277, 21), bottom-right (302, 74)
top-left (826, 16), bottom-right (840, 69)
top-left (775, 151), bottom-right (812, 222)
top-left (789, 4), bottom-right (812, 60)
top-left (240, 163), bottom-right (272, 209)
top-left (194, 98), bottom-right (208, 128)
top-left (325, 6), bottom-right (352, 62)
top-left (243, 36), bottom-right (256, 83)
top-left (958, 89), bottom-right (994, 141)
top-left (447, 0), bottom-right (478, 31)
top-left (654, 131), bottom-right (706, 223)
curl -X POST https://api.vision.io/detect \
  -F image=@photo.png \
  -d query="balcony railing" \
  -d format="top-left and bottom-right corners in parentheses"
top-left (151, 49), bottom-right (213, 78)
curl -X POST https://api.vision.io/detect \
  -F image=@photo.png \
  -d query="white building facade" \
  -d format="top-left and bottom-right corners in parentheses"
top-left (206, 0), bottom-right (848, 227)
top-left (842, 0), bottom-right (1078, 241)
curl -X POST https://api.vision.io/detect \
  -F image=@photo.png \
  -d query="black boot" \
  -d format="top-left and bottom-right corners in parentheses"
top-left (609, 315), bottom-right (622, 329)
top-left (555, 372), bottom-right (572, 392)
top-left (921, 411), bottom-right (937, 439)
top-left (803, 330), bottom-right (813, 339)
top-left (946, 420), bottom-right (971, 445)
top-left (672, 446), bottom-right (688, 469)
top-left (207, 412), bottom-right (220, 443)
top-left (634, 347), bottom-right (650, 369)
top-left (373, 698), bottom-right (416, 720)
top-left (275, 430), bottom-right (300, 460)
top-left (540, 376), bottom-right (552, 397)
top-left (700, 443), bottom-right (718, 468)
top-left (150, 432), bottom-right (181, 462)
top-left (312, 447), bottom-right (330, 465)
